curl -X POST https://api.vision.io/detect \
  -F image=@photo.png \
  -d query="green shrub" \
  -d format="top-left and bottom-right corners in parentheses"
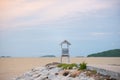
top-left (57, 63), bottom-right (78, 69)
top-left (57, 62), bottom-right (87, 70)
top-left (68, 63), bottom-right (78, 69)
top-left (57, 63), bottom-right (68, 69)
top-left (62, 64), bottom-right (69, 69)
top-left (79, 62), bottom-right (87, 70)
top-left (57, 64), bottom-right (65, 67)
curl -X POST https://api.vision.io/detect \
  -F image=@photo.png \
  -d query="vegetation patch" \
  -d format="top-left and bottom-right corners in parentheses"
top-left (78, 62), bottom-right (87, 70)
top-left (57, 62), bottom-right (87, 70)
top-left (57, 63), bottom-right (78, 69)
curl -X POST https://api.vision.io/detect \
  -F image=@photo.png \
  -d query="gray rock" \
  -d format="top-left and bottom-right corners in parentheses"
top-left (14, 65), bottom-right (104, 80)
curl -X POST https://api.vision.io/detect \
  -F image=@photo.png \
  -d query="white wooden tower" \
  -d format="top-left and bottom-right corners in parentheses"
top-left (60, 40), bottom-right (71, 63)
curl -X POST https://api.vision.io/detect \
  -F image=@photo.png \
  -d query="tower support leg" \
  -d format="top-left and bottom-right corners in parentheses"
top-left (68, 56), bottom-right (70, 63)
top-left (61, 56), bottom-right (62, 63)
top-left (61, 55), bottom-right (70, 64)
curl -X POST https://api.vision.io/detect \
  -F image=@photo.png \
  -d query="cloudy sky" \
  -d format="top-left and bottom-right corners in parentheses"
top-left (0, 0), bottom-right (120, 57)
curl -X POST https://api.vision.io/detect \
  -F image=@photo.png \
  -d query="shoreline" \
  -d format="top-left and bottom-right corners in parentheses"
top-left (0, 57), bottom-right (120, 80)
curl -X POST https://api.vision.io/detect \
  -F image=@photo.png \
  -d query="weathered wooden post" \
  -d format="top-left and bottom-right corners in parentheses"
top-left (60, 40), bottom-right (71, 63)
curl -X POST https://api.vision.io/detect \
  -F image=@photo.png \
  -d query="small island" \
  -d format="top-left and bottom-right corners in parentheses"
top-left (40, 55), bottom-right (56, 57)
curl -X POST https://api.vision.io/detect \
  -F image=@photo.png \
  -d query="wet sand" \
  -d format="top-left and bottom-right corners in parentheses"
top-left (0, 57), bottom-right (120, 80)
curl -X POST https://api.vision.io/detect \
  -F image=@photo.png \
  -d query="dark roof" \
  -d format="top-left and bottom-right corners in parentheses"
top-left (60, 40), bottom-right (71, 45)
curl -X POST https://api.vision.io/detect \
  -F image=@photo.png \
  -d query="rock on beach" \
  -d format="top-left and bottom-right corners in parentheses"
top-left (13, 62), bottom-right (117, 80)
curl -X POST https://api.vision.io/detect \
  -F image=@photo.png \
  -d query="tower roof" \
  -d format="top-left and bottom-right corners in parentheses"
top-left (60, 40), bottom-right (71, 45)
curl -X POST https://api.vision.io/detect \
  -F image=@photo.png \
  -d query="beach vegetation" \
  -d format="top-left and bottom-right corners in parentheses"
top-left (57, 63), bottom-right (78, 69)
top-left (57, 62), bottom-right (87, 70)
top-left (78, 62), bottom-right (87, 70)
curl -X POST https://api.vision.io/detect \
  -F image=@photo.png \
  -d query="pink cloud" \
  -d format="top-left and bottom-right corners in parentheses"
top-left (0, 0), bottom-right (118, 30)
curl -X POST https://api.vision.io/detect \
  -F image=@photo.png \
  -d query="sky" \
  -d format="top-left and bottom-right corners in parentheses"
top-left (0, 0), bottom-right (120, 57)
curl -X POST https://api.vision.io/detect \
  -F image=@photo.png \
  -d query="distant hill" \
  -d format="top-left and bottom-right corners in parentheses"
top-left (87, 49), bottom-right (120, 57)
top-left (76, 56), bottom-right (84, 58)
top-left (41, 55), bottom-right (56, 57)
top-left (0, 56), bottom-right (11, 58)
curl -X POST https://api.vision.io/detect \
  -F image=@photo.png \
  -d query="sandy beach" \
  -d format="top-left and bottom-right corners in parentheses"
top-left (0, 57), bottom-right (120, 80)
